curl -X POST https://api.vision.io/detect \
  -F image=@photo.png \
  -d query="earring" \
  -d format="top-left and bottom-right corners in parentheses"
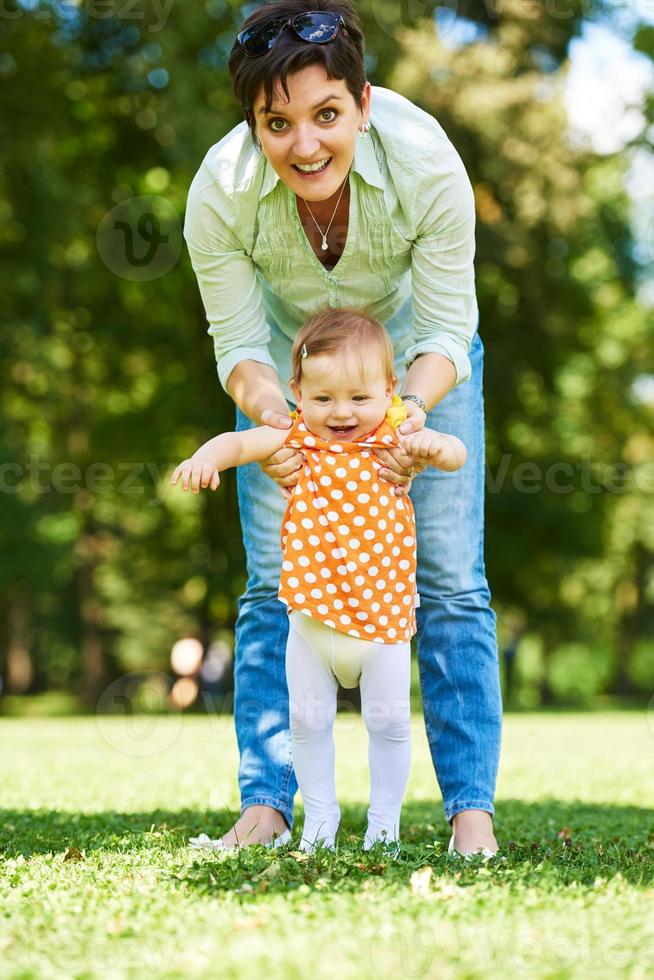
top-left (358, 120), bottom-right (371, 136)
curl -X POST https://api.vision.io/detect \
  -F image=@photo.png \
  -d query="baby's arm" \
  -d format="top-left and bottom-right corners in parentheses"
top-left (399, 427), bottom-right (467, 472)
top-left (171, 426), bottom-right (290, 493)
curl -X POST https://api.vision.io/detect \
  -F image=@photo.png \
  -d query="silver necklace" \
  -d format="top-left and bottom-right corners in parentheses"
top-left (300, 172), bottom-right (349, 251)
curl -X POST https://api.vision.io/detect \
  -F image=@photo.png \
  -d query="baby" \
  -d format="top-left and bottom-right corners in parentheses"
top-left (172, 308), bottom-right (466, 852)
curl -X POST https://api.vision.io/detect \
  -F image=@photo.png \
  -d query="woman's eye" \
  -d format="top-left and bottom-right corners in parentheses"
top-left (319, 108), bottom-right (338, 123)
top-left (353, 396), bottom-right (369, 402)
top-left (269, 118), bottom-right (287, 132)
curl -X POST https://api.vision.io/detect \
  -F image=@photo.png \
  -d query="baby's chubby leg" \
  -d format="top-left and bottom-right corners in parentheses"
top-left (286, 613), bottom-right (341, 851)
top-left (360, 641), bottom-right (412, 850)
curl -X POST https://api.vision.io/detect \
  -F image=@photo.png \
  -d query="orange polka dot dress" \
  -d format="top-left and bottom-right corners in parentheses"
top-left (278, 398), bottom-right (418, 644)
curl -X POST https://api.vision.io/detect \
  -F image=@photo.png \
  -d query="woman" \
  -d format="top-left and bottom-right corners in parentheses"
top-left (184, 0), bottom-right (502, 855)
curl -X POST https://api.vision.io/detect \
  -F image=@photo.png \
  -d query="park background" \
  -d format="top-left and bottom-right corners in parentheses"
top-left (1, 0), bottom-right (653, 714)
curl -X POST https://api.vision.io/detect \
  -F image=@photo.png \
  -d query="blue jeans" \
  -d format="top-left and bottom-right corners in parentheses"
top-left (233, 330), bottom-right (502, 828)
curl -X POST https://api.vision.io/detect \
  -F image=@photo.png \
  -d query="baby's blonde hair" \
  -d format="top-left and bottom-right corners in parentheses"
top-left (290, 308), bottom-right (395, 388)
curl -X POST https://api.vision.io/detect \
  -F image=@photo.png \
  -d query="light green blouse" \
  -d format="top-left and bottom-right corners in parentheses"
top-left (184, 85), bottom-right (478, 403)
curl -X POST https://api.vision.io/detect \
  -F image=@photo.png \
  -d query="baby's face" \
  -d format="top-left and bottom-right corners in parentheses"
top-left (292, 351), bottom-right (394, 443)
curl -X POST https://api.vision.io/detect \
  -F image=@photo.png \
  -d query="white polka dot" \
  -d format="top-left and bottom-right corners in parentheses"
top-left (325, 531), bottom-right (336, 543)
top-left (359, 553), bottom-right (370, 563)
top-left (357, 493), bottom-right (370, 504)
top-left (372, 483), bottom-right (379, 492)
top-left (347, 629), bottom-right (361, 638)
top-left (310, 588), bottom-right (323, 599)
top-left (342, 502), bottom-right (355, 514)
top-left (304, 572), bottom-right (317, 583)
top-left (346, 480), bottom-right (357, 492)
top-left (339, 614), bottom-right (352, 625)
top-left (313, 496), bottom-right (328, 509)
top-left (338, 525), bottom-right (349, 536)
top-left (346, 560), bottom-right (357, 572)
top-left (395, 523), bottom-right (403, 533)
top-left (331, 547), bottom-right (345, 560)
top-left (319, 475), bottom-right (332, 486)
top-left (330, 489), bottom-right (344, 500)
top-left (348, 539), bottom-right (360, 550)
top-left (363, 529), bottom-right (376, 540)
top-left (326, 455), bottom-right (337, 465)
top-left (347, 597), bottom-right (360, 608)
top-left (381, 556), bottom-right (391, 567)
top-left (378, 520), bottom-right (387, 531)
top-left (354, 575), bottom-right (365, 586)
top-left (386, 533), bottom-right (394, 544)
top-left (379, 495), bottom-right (389, 506)
top-left (304, 435), bottom-right (316, 446)
top-left (360, 470), bottom-right (371, 481)
top-left (318, 515), bottom-right (329, 526)
top-left (307, 480), bottom-right (317, 492)
top-left (376, 580), bottom-right (386, 590)
top-left (336, 564), bottom-right (348, 576)
top-left (399, 559), bottom-right (411, 570)
top-left (294, 593), bottom-right (306, 604)
top-left (383, 592), bottom-right (393, 603)
top-left (403, 595), bottom-right (413, 606)
top-left (300, 518), bottom-right (314, 531)
top-left (335, 467), bottom-right (347, 478)
top-left (282, 560), bottom-right (294, 572)
top-left (373, 543), bottom-right (384, 554)
top-left (399, 617), bottom-right (407, 628)
top-left (334, 598), bottom-right (344, 610)
top-left (296, 499), bottom-right (307, 511)
top-left (329, 445), bottom-right (343, 453)
top-left (353, 516), bottom-right (366, 527)
top-left (361, 589), bottom-right (372, 600)
top-left (327, 511), bottom-right (339, 522)
top-left (298, 556), bottom-right (310, 567)
top-left (397, 499), bottom-right (404, 510)
top-left (292, 540), bottom-right (303, 551)
top-left (364, 624), bottom-right (376, 634)
top-left (369, 506), bottom-right (378, 517)
top-left (342, 582), bottom-right (352, 593)
top-left (326, 584), bottom-right (337, 594)
top-left (320, 567), bottom-right (331, 579)
top-left (391, 546), bottom-right (400, 557)
top-left (388, 627), bottom-right (397, 639)
top-left (317, 604), bottom-right (329, 615)
top-left (379, 615), bottom-right (388, 626)
top-left (388, 510), bottom-right (395, 521)
top-left (391, 605), bottom-right (401, 615)
top-left (355, 611), bottom-right (368, 621)
top-left (389, 569), bottom-right (397, 580)
top-left (403, 536), bottom-right (415, 547)
top-left (371, 601), bottom-right (380, 613)
top-left (288, 576), bottom-right (299, 588)
top-left (408, 572), bottom-right (416, 581)
top-left (349, 458), bottom-right (360, 468)
top-left (308, 534), bottom-right (320, 547)
top-left (315, 551), bottom-right (326, 563)
top-left (396, 583), bottom-right (406, 592)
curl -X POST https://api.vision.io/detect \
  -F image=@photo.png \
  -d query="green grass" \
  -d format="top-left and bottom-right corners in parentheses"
top-left (1, 712), bottom-right (653, 979)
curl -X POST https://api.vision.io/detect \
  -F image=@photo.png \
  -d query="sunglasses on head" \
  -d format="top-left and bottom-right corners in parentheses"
top-left (237, 10), bottom-right (347, 58)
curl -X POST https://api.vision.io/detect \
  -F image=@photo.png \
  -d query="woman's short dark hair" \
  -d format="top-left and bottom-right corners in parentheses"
top-left (228, 0), bottom-right (367, 150)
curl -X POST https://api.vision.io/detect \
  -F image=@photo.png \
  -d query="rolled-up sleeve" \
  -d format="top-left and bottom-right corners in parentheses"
top-left (184, 190), bottom-right (275, 393)
top-left (405, 157), bottom-right (478, 386)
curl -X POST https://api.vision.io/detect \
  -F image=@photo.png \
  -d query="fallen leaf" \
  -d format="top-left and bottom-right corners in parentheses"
top-left (63, 847), bottom-right (85, 863)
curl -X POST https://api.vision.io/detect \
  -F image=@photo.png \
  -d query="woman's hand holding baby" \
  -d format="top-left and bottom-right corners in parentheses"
top-left (171, 454), bottom-right (221, 494)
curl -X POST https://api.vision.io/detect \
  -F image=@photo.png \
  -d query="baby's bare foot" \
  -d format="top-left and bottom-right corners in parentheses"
top-left (451, 809), bottom-right (498, 855)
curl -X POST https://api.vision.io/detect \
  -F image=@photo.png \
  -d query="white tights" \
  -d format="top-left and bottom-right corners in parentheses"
top-left (286, 611), bottom-right (412, 851)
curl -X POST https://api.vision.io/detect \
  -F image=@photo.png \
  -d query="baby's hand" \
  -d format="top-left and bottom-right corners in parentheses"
top-left (171, 455), bottom-right (220, 494)
top-left (401, 430), bottom-right (451, 468)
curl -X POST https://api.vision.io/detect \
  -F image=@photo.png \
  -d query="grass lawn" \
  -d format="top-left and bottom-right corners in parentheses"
top-left (1, 711), bottom-right (653, 979)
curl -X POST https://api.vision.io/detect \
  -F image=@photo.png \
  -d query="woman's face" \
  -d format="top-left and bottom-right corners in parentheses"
top-left (253, 63), bottom-right (371, 202)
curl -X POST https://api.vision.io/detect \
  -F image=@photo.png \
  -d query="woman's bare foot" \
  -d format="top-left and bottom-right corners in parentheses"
top-left (451, 809), bottom-right (498, 855)
top-left (218, 805), bottom-right (289, 849)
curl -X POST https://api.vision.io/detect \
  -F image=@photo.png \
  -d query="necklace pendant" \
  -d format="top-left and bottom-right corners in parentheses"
top-left (321, 237), bottom-right (328, 251)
